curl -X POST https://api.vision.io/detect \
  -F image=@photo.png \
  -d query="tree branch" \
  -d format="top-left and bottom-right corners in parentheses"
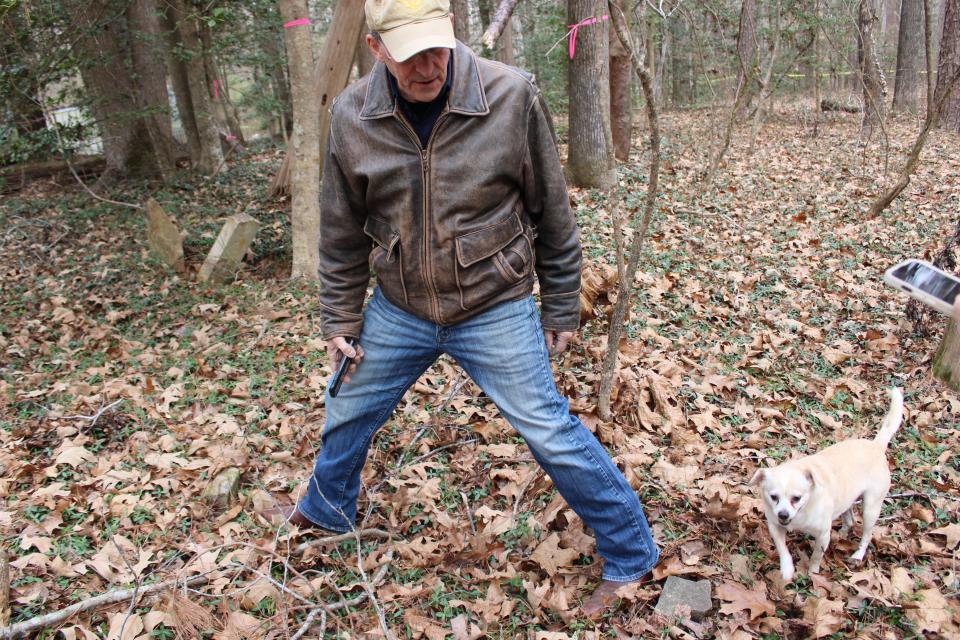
top-left (0, 575), bottom-right (208, 640)
top-left (481, 0), bottom-right (521, 49)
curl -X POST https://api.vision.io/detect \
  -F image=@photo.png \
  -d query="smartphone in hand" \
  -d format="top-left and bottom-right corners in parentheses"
top-left (883, 259), bottom-right (960, 316)
top-left (328, 338), bottom-right (357, 398)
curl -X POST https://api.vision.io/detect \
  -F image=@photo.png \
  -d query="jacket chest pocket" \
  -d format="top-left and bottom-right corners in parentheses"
top-left (454, 213), bottom-right (533, 311)
top-left (364, 216), bottom-right (408, 304)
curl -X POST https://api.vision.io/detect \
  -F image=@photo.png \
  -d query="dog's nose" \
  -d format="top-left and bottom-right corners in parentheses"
top-left (777, 511), bottom-right (789, 523)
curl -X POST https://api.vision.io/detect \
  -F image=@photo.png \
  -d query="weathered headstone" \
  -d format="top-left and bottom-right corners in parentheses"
top-left (146, 198), bottom-right (184, 271)
top-left (198, 212), bottom-right (260, 283)
top-left (654, 576), bottom-right (713, 622)
top-left (202, 467), bottom-right (242, 508)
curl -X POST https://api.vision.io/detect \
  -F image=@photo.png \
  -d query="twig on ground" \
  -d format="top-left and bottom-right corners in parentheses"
top-left (293, 528), bottom-right (393, 555)
top-left (290, 608), bottom-right (326, 640)
top-left (62, 398), bottom-right (122, 429)
top-left (0, 575), bottom-right (208, 640)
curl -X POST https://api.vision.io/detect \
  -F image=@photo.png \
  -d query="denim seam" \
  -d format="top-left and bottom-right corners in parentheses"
top-left (331, 361), bottom-right (436, 518)
top-left (527, 300), bottom-right (655, 578)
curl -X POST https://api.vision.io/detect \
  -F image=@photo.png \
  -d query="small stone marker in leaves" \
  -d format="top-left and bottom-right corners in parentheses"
top-left (655, 576), bottom-right (713, 622)
top-left (146, 198), bottom-right (184, 271)
top-left (202, 467), bottom-right (242, 508)
top-left (198, 212), bottom-right (260, 283)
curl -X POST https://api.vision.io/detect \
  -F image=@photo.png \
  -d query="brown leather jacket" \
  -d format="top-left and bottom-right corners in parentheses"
top-left (318, 42), bottom-right (581, 339)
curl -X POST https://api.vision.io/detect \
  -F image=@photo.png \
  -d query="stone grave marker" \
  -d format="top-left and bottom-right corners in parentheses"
top-left (146, 198), bottom-right (184, 271)
top-left (654, 575), bottom-right (713, 622)
top-left (198, 212), bottom-right (260, 283)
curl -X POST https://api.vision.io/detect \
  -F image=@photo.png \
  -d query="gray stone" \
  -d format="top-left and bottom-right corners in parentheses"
top-left (654, 576), bottom-right (713, 622)
top-left (146, 198), bottom-right (184, 270)
top-left (198, 212), bottom-right (260, 283)
top-left (202, 467), bottom-right (242, 508)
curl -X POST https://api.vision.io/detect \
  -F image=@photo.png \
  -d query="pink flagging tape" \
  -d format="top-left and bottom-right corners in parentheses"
top-left (212, 79), bottom-right (220, 100)
top-left (568, 15), bottom-right (608, 59)
top-left (283, 18), bottom-right (310, 28)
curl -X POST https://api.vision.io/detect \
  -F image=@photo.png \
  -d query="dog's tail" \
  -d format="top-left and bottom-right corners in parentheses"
top-left (874, 387), bottom-right (904, 449)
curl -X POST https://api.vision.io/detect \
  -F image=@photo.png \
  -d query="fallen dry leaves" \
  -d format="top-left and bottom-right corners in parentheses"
top-left (1, 105), bottom-right (959, 637)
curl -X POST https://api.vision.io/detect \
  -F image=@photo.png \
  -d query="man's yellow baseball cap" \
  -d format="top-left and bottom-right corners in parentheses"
top-left (365, 0), bottom-right (456, 62)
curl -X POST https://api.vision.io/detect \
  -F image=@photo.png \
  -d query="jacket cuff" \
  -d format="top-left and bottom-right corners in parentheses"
top-left (320, 307), bottom-right (364, 341)
top-left (540, 289), bottom-right (581, 332)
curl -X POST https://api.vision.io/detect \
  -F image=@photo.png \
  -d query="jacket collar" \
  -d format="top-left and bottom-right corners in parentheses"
top-left (360, 41), bottom-right (489, 120)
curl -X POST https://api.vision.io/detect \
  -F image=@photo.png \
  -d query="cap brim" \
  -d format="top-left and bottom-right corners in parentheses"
top-left (380, 16), bottom-right (455, 62)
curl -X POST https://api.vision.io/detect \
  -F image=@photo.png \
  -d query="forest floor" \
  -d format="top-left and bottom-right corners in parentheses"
top-left (1, 104), bottom-right (959, 639)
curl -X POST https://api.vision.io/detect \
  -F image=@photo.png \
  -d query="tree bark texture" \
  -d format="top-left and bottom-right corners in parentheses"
top-left (478, 0), bottom-right (513, 63)
top-left (735, 0), bottom-right (757, 117)
top-left (127, 0), bottom-right (178, 181)
top-left (893, 0), bottom-right (925, 112)
top-left (933, 318), bottom-right (960, 390)
top-left (71, 0), bottom-right (158, 183)
top-left (936, 0), bottom-right (960, 131)
top-left (566, 0), bottom-right (616, 188)
top-left (270, 0), bottom-right (365, 197)
top-left (200, 22), bottom-right (245, 145)
top-left (608, 0), bottom-right (632, 161)
top-left (253, 2), bottom-right (294, 139)
top-left (172, 0), bottom-right (225, 174)
top-left (451, 0), bottom-right (471, 44)
top-left (598, 0), bottom-right (661, 420)
top-left (159, 2), bottom-right (202, 163)
top-left (314, 0), bottom-right (366, 160)
top-left (858, 0), bottom-right (888, 140)
top-left (279, 0), bottom-right (322, 281)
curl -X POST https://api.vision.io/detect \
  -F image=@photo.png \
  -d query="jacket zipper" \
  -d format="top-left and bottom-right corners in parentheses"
top-left (395, 107), bottom-right (449, 324)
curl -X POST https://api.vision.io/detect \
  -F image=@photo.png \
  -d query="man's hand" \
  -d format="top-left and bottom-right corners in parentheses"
top-left (327, 337), bottom-right (364, 384)
top-left (544, 330), bottom-right (575, 356)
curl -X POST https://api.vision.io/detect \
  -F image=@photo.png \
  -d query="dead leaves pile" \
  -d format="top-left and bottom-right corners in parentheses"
top-left (1, 106), bottom-right (959, 637)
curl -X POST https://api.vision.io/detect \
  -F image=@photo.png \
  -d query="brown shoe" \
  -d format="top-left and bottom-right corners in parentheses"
top-left (262, 503), bottom-right (325, 530)
top-left (580, 574), bottom-right (654, 618)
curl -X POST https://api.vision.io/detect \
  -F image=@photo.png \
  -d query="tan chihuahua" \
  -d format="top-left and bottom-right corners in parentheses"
top-left (751, 388), bottom-right (904, 581)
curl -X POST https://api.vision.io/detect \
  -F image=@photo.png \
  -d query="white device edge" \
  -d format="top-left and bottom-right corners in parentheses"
top-left (882, 259), bottom-right (957, 317)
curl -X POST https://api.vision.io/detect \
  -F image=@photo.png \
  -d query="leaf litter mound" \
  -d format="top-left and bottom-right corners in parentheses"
top-left (1, 110), bottom-right (959, 638)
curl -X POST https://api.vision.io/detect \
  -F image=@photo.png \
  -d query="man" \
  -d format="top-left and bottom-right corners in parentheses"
top-left (268, 0), bottom-right (658, 615)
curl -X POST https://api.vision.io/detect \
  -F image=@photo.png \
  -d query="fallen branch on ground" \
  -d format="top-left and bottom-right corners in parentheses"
top-left (0, 575), bottom-right (208, 640)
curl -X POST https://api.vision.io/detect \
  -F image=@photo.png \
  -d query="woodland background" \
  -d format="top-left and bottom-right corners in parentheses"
top-left (2, 0), bottom-right (960, 638)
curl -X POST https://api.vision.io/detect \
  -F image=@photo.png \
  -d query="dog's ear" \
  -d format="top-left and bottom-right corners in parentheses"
top-left (805, 469), bottom-right (818, 488)
top-left (750, 469), bottom-right (764, 486)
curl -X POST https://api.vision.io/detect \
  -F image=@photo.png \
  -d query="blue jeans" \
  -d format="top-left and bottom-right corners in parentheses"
top-left (298, 288), bottom-right (659, 581)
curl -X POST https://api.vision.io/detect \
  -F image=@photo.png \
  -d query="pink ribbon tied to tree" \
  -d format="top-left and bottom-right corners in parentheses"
top-left (567, 15), bottom-right (608, 59)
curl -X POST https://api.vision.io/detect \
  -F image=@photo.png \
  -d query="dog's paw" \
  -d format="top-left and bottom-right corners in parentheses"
top-left (850, 550), bottom-right (866, 563)
top-left (780, 564), bottom-right (795, 582)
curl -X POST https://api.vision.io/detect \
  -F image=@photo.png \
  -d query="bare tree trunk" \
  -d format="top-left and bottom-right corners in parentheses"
top-left (599, 0), bottom-right (661, 420)
top-left (735, 0), bottom-right (757, 117)
top-left (452, 0), bottom-right (472, 43)
top-left (254, 2), bottom-right (294, 139)
top-left (160, 3), bottom-right (201, 163)
top-left (609, 0), bottom-right (632, 160)
top-left (859, 0), bottom-right (888, 140)
top-left (566, 0), bottom-right (616, 188)
top-left (198, 20), bottom-right (244, 150)
top-left (71, 0), bottom-right (158, 184)
top-left (893, 0), bottom-right (926, 112)
top-left (868, 0), bottom-right (960, 216)
top-left (172, 0), bottom-right (224, 174)
top-left (127, 0), bottom-right (177, 181)
top-left (936, 0), bottom-right (960, 130)
top-left (813, 0), bottom-right (823, 135)
top-left (279, 0), bottom-right (321, 281)
top-left (270, 0), bottom-right (366, 196)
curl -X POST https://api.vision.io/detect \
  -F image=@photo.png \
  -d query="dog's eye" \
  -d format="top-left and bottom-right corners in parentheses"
top-left (791, 495), bottom-right (801, 504)
top-left (769, 494), bottom-right (779, 502)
